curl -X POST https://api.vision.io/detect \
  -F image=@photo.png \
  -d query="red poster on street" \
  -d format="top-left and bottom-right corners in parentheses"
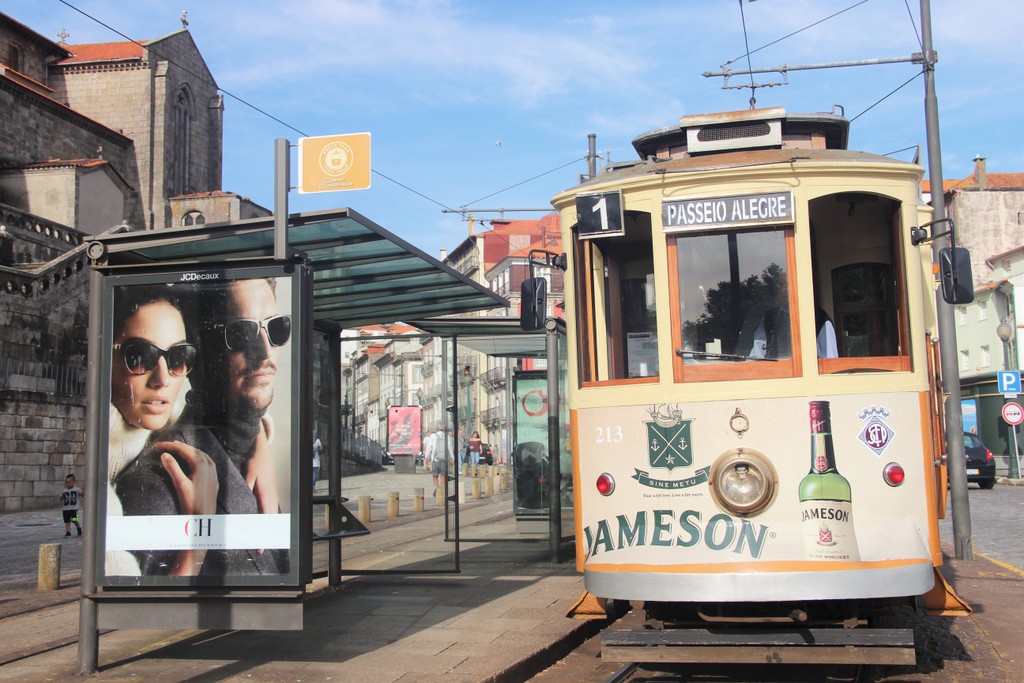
top-left (388, 406), bottom-right (422, 455)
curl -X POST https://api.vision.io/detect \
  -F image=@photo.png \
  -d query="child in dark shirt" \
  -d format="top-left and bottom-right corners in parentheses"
top-left (60, 473), bottom-right (83, 537)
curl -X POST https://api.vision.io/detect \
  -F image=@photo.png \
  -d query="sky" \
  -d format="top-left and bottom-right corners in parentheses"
top-left (7, 0), bottom-right (1023, 258)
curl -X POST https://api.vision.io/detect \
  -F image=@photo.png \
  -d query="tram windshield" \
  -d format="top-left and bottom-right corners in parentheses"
top-left (670, 226), bottom-right (799, 381)
top-left (677, 229), bottom-right (792, 362)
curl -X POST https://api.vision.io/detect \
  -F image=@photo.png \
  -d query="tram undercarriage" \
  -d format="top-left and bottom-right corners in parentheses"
top-left (600, 599), bottom-right (917, 666)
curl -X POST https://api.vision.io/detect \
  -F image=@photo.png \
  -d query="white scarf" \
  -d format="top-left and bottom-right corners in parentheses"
top-left (104, 390), bottom-right (186, 578)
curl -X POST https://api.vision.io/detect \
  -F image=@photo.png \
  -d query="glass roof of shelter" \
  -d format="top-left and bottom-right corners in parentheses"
top-left (86, 209), bottom-right (508, 330)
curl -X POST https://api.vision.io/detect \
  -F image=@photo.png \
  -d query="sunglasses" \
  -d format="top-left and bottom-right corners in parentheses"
top-left (113, 338), bottom-right (197, 377)
top-left (219, 315), bottom-right (291, 351)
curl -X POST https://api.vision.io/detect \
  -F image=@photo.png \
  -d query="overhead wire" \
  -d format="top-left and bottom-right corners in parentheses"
top-left (53, 0), bottom-right (574, 229)
top-left (722, 0), bottom-right (930, 139)
top-left (723, 0), bottom-right (872, 68)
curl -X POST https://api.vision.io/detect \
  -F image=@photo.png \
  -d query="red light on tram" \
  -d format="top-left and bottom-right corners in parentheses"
top-left (596, 473), bottom-right (615, 496)
top-left (883, 463), bottom-right (906, 487)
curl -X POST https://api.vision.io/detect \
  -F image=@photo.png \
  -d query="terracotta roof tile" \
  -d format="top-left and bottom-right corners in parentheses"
top-left (923, 172), bottom-right (1024, 193)
top-left (172, 190), bottom-right (233, 199)
top-left (58, 41), bottom-right (146, 64)
top-left (17, 158), bottom-right (108, 170)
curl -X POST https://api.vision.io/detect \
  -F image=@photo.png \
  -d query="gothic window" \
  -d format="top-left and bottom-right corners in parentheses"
top-left (182, 211), bottom-right (205, 226)
top-left (172, 87), bottom-right (194, 195)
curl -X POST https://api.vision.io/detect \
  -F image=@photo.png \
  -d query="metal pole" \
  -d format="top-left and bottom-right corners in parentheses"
top-left (587, 134), bottom-right (597, 179)
top-left (78, 268), bottom-right (103, 673)
top-left (274, 138), bottom-right (289, 261)
top-left (1011, 424), bottom-right (1021, 480)
top-left (327, 330), bottom-right (342, 585)
top-left (921, 0), bottom-right (972, 560)
top-left (546, 319), bottom-right (563, 563)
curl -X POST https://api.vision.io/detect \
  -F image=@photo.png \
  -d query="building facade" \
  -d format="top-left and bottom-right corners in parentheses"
top-left (936, 158), bottom-right (1024, 473)
top-left (0, 11), bottom-right (243, 510)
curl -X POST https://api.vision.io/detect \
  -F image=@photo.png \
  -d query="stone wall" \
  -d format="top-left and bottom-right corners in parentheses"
top-left (0, 390), bottom-right (86, 512)
top-left (948, 188), bottom-right (1024, 286)
top-left (0, 205), bottom-right (90, 511)
top-left (0, 79), bottom-right (142, 229)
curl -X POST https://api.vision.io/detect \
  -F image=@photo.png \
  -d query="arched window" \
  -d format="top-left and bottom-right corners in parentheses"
top-left (182, 211), bottom-right (205, 226)
top-left (173, 87), bottom-right (194, 195)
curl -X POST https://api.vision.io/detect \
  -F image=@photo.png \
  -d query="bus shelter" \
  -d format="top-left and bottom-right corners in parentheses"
top-left (403, 317), bottom-right (571, 558)
top-left (79, 208), bottom-right (506, 654)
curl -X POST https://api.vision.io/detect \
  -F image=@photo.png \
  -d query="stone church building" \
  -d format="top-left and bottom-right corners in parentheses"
top-left (0, 11), bottom-right (267, 511)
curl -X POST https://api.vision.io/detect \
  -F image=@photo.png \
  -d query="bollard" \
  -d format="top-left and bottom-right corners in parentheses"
top-left (38, 543), bottom-right (61, 591)
top-left (462, 463), bottom-right (470, 478)
top-left (471, 477), bottom-right (481, 500)
top-left (358, 495), bottom-right (372, 523)
top-left (388, 491), bottom-right (400, 518)
top-left (457, 481), bottom-right (466, 504)
top-left (435, 484), bottom-right (445, 507)
top-left (413, 487), bottom-right (424, 512)
top-left (485, 474), bottom-right (494, 497)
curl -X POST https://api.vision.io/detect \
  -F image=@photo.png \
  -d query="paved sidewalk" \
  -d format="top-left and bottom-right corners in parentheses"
top-left (0, 469), bottom-right (1022, 681)
top-left (0, 466), bottom-right (597, 682)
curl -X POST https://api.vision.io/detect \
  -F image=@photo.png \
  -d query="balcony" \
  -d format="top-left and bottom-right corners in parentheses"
top-left (480, 366), bottom-right (507, 391)
top-left (481, 406), bottom-right (507, 428)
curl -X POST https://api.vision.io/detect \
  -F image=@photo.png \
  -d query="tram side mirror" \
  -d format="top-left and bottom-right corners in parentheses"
top-left (938, 247), bottom-right (974, 305)
top-left (520, 277), bottom-right (547, 331)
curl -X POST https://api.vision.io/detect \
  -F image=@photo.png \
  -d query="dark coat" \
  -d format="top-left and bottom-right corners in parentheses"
top-left (115, 417), bottom-right (289, 578)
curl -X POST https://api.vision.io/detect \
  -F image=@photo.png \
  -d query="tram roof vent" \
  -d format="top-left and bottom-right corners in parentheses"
top-left (682, 108), bottom-right (784, 154)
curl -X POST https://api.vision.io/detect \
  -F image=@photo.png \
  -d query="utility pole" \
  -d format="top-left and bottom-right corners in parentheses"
top-left (920, 0), bottom-right (971, 560)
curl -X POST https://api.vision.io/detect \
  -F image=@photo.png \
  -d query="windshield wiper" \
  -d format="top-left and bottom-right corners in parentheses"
top-left (675, 349), bottom-right (777, 362)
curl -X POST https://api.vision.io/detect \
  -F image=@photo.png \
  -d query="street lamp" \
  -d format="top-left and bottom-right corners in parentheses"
top-left (997, 319), bottom-right (1014, 369)
top-left (996, 318), bottom-right (1020, 479)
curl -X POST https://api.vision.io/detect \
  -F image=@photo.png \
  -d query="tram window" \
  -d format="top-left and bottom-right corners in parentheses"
top-left (576, 211), bottom-right (658, 384)
top-left (809, 194), bottom-right (910, 373)
top-left (670, 227), bottom-right (799, 382)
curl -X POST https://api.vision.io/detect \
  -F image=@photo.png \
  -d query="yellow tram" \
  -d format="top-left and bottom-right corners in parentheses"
top-left (530, 107), bottom-right (967, 664)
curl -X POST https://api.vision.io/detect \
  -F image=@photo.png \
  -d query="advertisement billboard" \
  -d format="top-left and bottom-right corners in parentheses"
top-left (99, 265), bottom-right (302, 587)
top-left (387, 406), bottom-right (422, 456)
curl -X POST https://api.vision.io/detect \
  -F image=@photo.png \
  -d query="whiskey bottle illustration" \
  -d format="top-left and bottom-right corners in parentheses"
top-left (799, 400), bottom-right (860, 561)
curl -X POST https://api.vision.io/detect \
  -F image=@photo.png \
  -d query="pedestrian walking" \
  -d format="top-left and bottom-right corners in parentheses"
top-left (468, 431), bottom-right (483, 466)
top-left (312, 434), bottom-right (323, 491)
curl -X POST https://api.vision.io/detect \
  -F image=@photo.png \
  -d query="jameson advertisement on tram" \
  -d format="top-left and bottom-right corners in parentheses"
top-left (99, 268), bottom-right (300, 587)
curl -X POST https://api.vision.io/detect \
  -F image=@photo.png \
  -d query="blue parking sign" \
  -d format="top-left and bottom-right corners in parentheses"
top-left (998, 370), bottom-right (1022, 395)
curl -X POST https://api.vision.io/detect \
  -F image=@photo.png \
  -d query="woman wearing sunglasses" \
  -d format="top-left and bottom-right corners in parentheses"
top-left (107, 285), bottom-right (218, 577)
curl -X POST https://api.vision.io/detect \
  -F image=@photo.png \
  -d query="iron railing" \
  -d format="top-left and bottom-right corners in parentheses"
top-left (0, 356), bottom-right (87, 396)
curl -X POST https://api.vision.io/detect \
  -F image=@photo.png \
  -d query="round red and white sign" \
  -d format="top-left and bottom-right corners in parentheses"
top-left (1002, 401), bottom-right (1024, 426)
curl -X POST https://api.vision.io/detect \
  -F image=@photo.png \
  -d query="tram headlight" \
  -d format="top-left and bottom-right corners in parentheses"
top-left (708, 448), bottom-right (777, 517)
top-left (883, 462), bottom-right (906, 487)
top-left (596, 473), bottom-right (615, 496)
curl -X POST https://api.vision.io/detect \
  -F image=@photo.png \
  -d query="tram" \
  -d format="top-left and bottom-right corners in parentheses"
top-left (523, 107), bottom-right (971, 664)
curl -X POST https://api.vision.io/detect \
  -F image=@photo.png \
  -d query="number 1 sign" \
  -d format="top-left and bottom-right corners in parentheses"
top-left (576, 190), bottom-right (624, 239)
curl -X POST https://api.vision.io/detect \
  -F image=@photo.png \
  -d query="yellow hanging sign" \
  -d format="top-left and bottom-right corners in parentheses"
top-left (297, 132), bottom-right (371, 194)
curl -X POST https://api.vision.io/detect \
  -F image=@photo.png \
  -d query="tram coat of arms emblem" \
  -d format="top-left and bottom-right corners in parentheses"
top-left (645, 404), bottom-right (692, 472)
top-left (857, 405), bottom-right (895, 457)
